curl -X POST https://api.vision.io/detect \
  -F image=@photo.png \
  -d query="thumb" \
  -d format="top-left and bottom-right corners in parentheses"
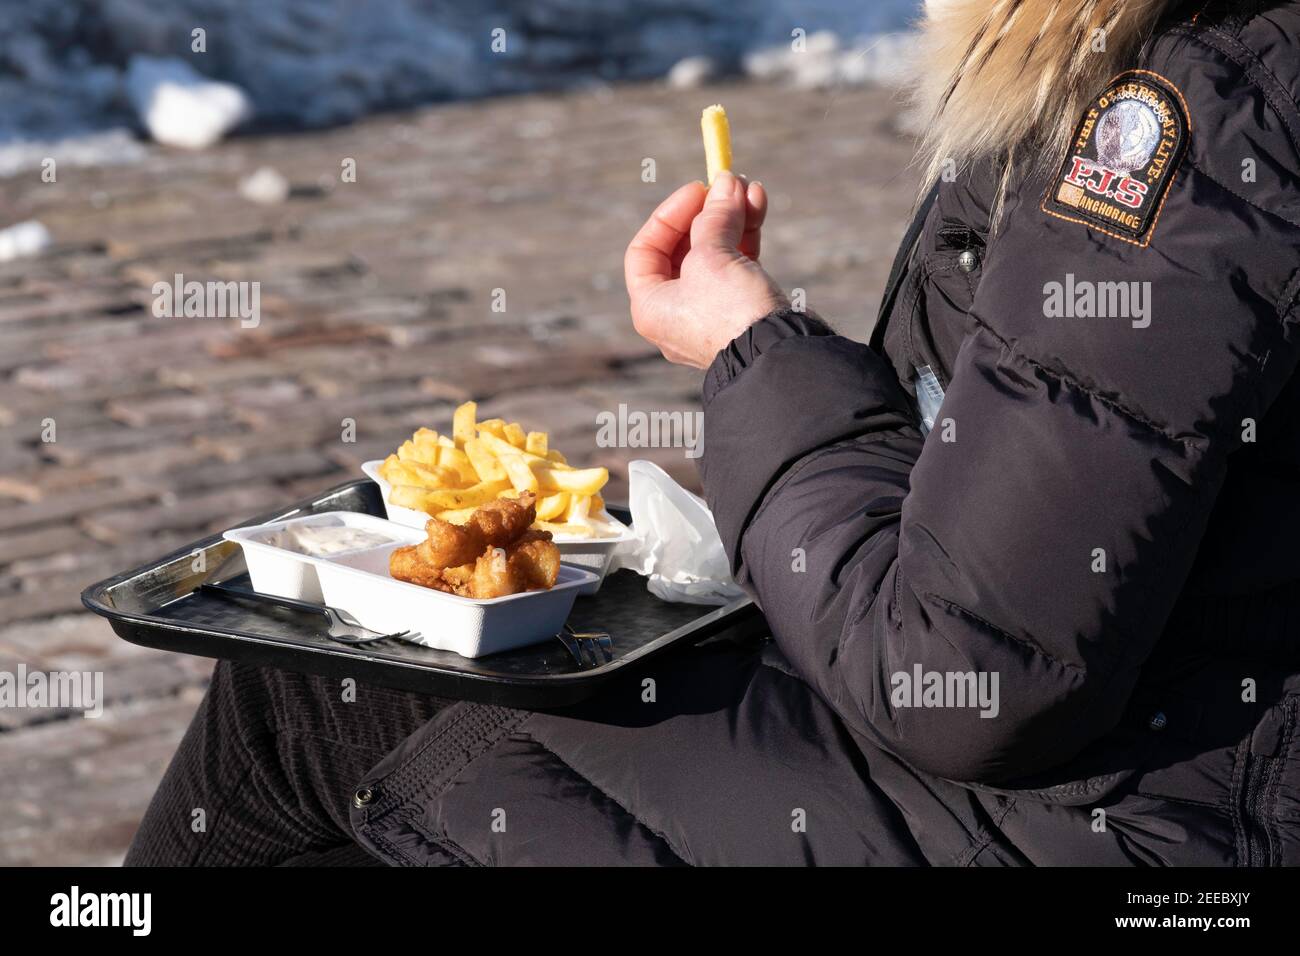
top-left (689, 171), bottom-right (747, 255)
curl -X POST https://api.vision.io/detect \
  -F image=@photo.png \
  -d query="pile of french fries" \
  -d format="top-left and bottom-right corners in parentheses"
top-left (378, 402), bottom-right (615, 538)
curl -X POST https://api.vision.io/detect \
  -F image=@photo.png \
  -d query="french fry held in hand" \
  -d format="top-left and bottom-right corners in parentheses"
top-left (701, 104), bottom-right (732, 185)
top-left (381, 401), bottom-right (616, 537)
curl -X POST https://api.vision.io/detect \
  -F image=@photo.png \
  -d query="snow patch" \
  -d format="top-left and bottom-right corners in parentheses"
top-left (0, 129), bottom-right (147, 179)
top-left (666, 56), bottom-right (721, 90)
top-left (744, 31), bottom-right (918, 89)
top-left (0, 222), bottom-right (52, 262)
top-left (239, 167), bottom-right (290, 205)
top-left (125, 57), bottom-right (251, 149)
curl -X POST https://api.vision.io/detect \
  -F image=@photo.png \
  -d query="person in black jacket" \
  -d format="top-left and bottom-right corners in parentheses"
top-left (128, 0), bottom-right (1300, 866)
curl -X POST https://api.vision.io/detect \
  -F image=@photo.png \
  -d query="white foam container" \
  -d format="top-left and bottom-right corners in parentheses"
top-left (317, 555), bottom-right (596, 658)
top-left (361, 459), bottom-right (636, 592)
top-left (224, 511), bottom-right (598, 658)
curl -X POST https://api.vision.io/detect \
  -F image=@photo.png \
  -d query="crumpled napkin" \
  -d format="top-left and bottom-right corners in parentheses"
top-left (608, 460), bottom-right (747, 605)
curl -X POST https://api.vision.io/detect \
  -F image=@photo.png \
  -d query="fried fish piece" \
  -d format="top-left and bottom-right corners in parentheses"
top-left (439, 561), bottom-right (475, 589)
top-left (389, 491), bottom-right (556, 598)
top-left (467, 492), bottom-right (536, 547)
top-left (417, 516), bottom-right (485, 569)
top-left (465, 547), bottom-right (517, 599)
top-left (389, 544), bottom-right (452, 590)
top-left (505, 530), bottom-right (560, 591)
top-left (407, 492), bottom-right (536, 570)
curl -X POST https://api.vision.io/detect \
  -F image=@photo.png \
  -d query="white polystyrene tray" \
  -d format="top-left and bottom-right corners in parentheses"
top-left (361, 459), bottom-right (636, 592)
top-left (224, 511), bottom-right (599, 658)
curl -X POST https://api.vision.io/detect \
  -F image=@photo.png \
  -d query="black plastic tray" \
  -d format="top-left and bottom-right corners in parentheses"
top-left (80, 479), bottom-right (765, 708)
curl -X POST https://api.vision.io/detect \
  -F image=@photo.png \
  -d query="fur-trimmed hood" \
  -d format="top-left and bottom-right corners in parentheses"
top-left (911, 0), bottom-right (1180, 210)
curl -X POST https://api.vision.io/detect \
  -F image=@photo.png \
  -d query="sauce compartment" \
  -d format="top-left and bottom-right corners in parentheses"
top-left (224, 512), bottom-right (424, 602)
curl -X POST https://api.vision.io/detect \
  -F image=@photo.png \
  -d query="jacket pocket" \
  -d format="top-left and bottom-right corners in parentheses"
top-left (878, 250), bottom-right (978, 425)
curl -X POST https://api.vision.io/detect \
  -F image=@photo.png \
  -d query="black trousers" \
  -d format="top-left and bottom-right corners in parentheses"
top-left (125, 661), bottom-right (452, 866)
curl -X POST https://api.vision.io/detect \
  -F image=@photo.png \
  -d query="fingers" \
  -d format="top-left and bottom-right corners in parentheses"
top-left (689, 171), bottom-right (747, 255)
top-left (624, 181), bottom-right (708, 297)
top-left (739, 180), bottom-right (767, 261)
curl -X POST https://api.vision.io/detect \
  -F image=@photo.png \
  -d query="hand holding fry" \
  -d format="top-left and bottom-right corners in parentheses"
top-left (625, 173), bottom-right (785, 369)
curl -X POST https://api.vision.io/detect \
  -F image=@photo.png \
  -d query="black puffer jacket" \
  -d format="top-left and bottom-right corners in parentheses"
top-left (351, 2), bottom-right (1300, 865)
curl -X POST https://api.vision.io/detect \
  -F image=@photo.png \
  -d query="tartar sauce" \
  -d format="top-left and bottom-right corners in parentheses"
top-left (266, 524), bottom-right (395, 557)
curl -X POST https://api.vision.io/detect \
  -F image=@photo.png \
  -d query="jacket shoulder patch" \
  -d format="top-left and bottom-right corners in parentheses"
top-left (1041, 70), bottom-right (1189, 248)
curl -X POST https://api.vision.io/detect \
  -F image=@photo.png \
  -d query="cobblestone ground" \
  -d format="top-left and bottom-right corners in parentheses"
top-left (0, 79), bottom-right (917, 865)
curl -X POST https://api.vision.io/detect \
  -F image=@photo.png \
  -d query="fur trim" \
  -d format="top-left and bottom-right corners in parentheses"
top-left (910, 0), bottom-right (1177, 222)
